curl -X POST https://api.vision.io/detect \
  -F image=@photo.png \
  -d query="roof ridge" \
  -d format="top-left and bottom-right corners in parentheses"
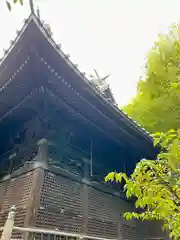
top-left (0, 14), bottom-right (32, 64)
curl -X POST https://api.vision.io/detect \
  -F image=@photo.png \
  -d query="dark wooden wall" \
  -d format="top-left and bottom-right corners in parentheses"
top-left (0, 170), bottom-right (36, 238)
top-left (36, 169), bottom-right (164, 240)
top-left (0, 168), bottom-right (166, 240)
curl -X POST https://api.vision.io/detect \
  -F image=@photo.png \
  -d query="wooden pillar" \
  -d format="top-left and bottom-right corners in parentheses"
top-left (23, 139), bottom-right (48, 239)
top-left (0, 205), bottom-right (16, 240)
top-left (23, 168), bottom-right (45, 239)
top-left (82, 158), bottom-right (90, 235)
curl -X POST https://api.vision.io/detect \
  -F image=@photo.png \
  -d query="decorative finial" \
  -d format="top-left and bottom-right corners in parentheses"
top-left (29, 0), bottom-right (34, 14)
top-left (37, 6), bottom-right (40, 19)
top-left (37, 138), bottom-right (48, 146)
top-left (9, 205), bottom-right (16, 219)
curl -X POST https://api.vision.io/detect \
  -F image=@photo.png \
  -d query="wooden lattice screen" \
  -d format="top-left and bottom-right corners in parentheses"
top-left (0, 170), bottom-right (35, 238)
top-left (0, 168), bottom-right (165, 240)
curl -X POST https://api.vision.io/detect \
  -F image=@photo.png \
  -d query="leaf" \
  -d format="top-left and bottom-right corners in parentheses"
top-left (123, 212), bottom-right (133, 220)
top-left (171, 82), bottom-right (179, 89)
top-left (115, 173), bottom-right (123, 183)
top-left (19, 0), bottom-right (23, 6)
top-left (14, 0), bottom-right (18, 3)
top-left (152, 132), bottom-right (162, 137)
top-left (115, 172), bottom-right (128, 183)
top-left (106, 22), bottom-right (180, 239)
top-left (153, 138), bottom-right (160, 147)
top-left (6, 1), bottom-right (11, 10)
top-left (168, 129), bottom-right (176, 133)
top-left (104, 172), bottom-right (115, 182)
top-left (162, 223), bottom-right (168, 232)
top-left (123, 25), bottom-right (180, 134)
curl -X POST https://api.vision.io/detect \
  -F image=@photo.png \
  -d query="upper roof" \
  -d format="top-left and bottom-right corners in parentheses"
top-left (0, 13), bottom-right (157, 160)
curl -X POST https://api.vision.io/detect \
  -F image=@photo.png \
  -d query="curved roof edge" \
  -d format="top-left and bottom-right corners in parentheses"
top-left (0, 13), bottom-right (154, 145)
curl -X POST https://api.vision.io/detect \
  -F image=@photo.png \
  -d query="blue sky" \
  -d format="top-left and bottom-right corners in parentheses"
top-left (0, 0), bottom-right (180, 106)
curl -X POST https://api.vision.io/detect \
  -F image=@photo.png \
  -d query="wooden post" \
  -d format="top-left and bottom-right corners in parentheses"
top-left (23, 139), bottom-right (47, 240)
top-left (23, 168), bottom-right (45, 240)
top-left (34, 138), bottom-right (48, 168)
top-left (0, 205), bottom-right (16, 240)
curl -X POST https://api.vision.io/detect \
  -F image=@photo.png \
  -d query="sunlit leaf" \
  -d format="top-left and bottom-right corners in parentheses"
top-left (6, 1), bottom-right (11, 10)
top-left (104, 171), bottom-right (115, 182)
top-left (19, 0), bottom-right (23, 6)
top-left (105, 129), bottom-right (180, 239)
top-left (123, 24), bottom-right (180, 134)
top-left (171, 82), bottom-right (179, 89)
top-left (153, 138), bottom-right (160, 147)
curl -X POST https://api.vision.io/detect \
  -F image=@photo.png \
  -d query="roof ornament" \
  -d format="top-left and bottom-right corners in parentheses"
top-left (89, 69), bottom-right (110, 92)
top-left (3, 48), bottom-right (8, 55)
top-left (29, 0), bottom-right (35, 14)
top-left (43, 23), bottom-right (53, 37)
top-left (89, 70), bottom-right (116, 104)
top-left (57, 44), bottom-right (61, 49)
top-left (37, 6), bottom-right (40, 19)
top-left (16, 30), bottom-right (20, 35)
top-left (24, 18), bottom-right (29, 24)
top-left (65, 54), bottom-right (70, 59)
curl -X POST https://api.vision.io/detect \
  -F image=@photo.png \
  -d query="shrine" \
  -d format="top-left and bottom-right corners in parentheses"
top-left (0, 3), bottom-right (167, 240)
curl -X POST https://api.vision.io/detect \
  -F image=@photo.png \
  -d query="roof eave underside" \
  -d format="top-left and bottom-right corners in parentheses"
top-left (0, 13), bottom-right (154, 146)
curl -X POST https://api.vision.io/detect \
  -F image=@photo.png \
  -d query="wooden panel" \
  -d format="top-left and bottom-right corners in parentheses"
top-left (37, 171), bottom-right (84, 233)
top-left (36, 170), bottom-right (152, 239)
top-left (0, 170), bottom-right (36, 239)
top-left (2, 171), bottom-right (34, 211)
top-left (87, 186), bottom-right (118, 238)
top-left (34, 170), bottom-right (164, 240)
top-left (119, 223), bottom-right (144, 240)
top-left (0, 170), bottom-right (35, 227)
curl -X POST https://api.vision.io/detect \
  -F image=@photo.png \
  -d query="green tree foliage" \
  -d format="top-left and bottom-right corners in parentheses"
top-left (6, 0), bottom-right (23, 11)
top-left (123, 24), bottom-right (180, 133)
top-left (105, 129), bottom-right (180, 239)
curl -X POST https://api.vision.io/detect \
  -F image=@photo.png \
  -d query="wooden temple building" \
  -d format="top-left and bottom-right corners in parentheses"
top-left (0, 8), bottom-right (168, 240)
